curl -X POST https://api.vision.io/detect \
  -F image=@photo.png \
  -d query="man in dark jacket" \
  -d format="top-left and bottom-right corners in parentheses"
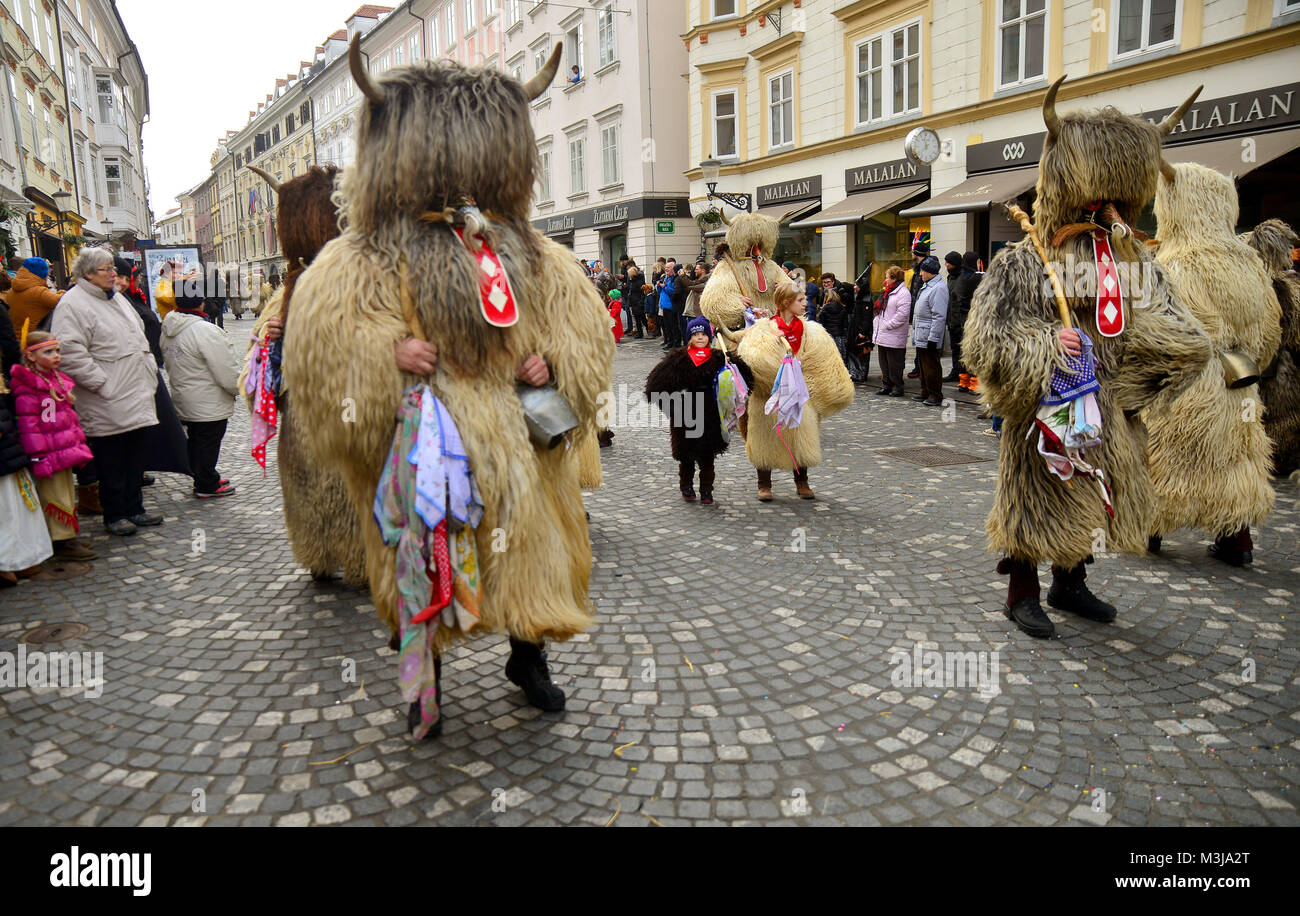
top-left (951, 251), bottom-right (983, 390)
top-left (846, 275), bottom-right (874, 382)
top-left (942, 252), bottom-right (963, 381)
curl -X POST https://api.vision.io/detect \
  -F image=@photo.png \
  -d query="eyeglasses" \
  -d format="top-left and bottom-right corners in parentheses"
top-left (92, 266), bottom-right (116, 274)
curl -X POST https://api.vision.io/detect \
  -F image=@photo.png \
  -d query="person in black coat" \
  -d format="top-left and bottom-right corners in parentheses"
top-left (845, 276), bottom-right (874, 383)
top-left (0, 298), bottom-right (21, 378)
top-left (818, 289), bottom-right (850, 362)
top-left (644, 316), bottom-right (753, 505)
top-left (623, 266), bottom-right (647, 338)
top-left (949, 251), bottom-right (983, 387)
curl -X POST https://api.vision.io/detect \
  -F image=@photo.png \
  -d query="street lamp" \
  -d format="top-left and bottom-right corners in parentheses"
top-left (700, 157), bottom-right (751, 213)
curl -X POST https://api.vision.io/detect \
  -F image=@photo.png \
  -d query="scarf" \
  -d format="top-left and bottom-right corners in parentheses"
top-left (876, 281), bottom-right (895, 312)
top-left (687, 345), bottom-right (713, 367)
top-left (775, 314), bottom-right (804, 355)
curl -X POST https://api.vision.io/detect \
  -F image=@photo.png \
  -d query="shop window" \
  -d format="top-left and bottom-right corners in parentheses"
top-left (1112, 0), bottom-right (1180, 60)
top-left (600, 123), bottom-right (620, 186)
top-left (769, 70), bottom-right (794, 149)
top-left (713, 90), bottom-right (738, 159)
top-left (597, 5), bottom-right (617, 68)
top-left (998, 0), bottom-right (1046, 89)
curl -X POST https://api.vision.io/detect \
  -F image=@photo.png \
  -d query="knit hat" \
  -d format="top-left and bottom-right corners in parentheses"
top-left (919, 256), bottom-right (942, 274)
top-left (113, 256), bottom-right (134, 276)
top-left (686, 316), bottom-right (713, 341)
top-left (782, 261), bottom-right (796, 272)
top-left (911, 242), bottom-right (931, 257)
top-left (944, 251), bottom-right (962, 269)
top-left (962, 251), bottom-right (981, 271)
top-left (22, 257), bottom-right (49, 279)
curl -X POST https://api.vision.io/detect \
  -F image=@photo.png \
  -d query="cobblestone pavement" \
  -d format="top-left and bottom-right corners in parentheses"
top-left (1, 322), bottom-right (1298, 827)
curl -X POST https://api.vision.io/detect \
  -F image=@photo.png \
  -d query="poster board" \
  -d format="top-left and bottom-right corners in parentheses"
top-left (142, 247), bottom-right (202, 316)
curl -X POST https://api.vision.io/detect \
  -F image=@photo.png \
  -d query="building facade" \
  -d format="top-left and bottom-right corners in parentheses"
top-left (685, 0), bottom-right (1300, 289)
top-left (155, 205), bottom-right (182, 246)
top-left (514, 0), bottom-right (698, 266)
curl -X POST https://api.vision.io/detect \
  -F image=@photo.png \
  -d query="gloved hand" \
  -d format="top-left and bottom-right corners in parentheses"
top-left (927, 341), bottom-right (939, 351)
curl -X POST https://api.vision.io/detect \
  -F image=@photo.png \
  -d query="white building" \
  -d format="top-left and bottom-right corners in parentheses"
top-left (156, 206), bottom-right (184, 246)
top-left (685, 0), bottom-right (1300, 288)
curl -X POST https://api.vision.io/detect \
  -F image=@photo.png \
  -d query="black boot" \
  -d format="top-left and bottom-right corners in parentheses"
top-left (1147, 535), bottom-right (1162, 554)
top-left (406, 656), bottom-right (443, 740)
top-left (1047, 563), bottom-right (1117, 623)
top-left (505, 637), bottom-right (565, 711)
top-left (1208, 528), bottom-right (1253, 566)
top-left (1005, 596), bottom-right (1055, 639)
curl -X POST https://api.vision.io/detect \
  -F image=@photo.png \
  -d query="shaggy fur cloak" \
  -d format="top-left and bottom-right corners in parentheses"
top-left (644, 348), bottom-right (753, 462)
top-left (1144, 163), bottom-right (1281, 537)
top-left (1244, 219), bottom-right (1300, 478)
top-left (284, 58), bottom-right (613, 651)
top-left (236, 166), bottom-right (367, 585)
top-left (737, 318), bottom-right (853, 471)
top-left (700, 213), bottom-right (787, 342)
top-left (963, 102), bottom-right (1212, 567)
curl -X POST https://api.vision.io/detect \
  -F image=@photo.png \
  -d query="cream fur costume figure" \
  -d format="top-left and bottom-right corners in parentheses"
top-left (1243, 219), bottom-right (1300, 480)
top-left (237, 164), bottom-right (366, 586)
top-left (737, 281), bottom-right (854, 500)
top-left (963, 78), bottom-right (1212, 640)
top-left (286, 39), bottom-right (613, 721)
top-left (699, 210), bottom-right (789, 348)
top-left (1144, 163), bottom-right (1281, 566)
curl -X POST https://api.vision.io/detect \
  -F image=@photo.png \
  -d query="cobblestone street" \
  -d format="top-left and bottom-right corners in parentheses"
top-left (1, 324), bottom-right (1297, 827)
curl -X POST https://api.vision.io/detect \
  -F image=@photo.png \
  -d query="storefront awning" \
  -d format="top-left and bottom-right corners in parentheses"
top-left (1163, 127), bottom-right (1300, 176)
top-left (788, 183), bottom-right (928, 230)
top-left (899, 167), bottom-right (1038, 218)
top-left (704, 199), bottom-right (821, 238)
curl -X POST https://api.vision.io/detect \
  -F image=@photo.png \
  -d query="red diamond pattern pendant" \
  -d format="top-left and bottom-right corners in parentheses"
top-left (455, 227), bottom-right (519, 328)
top-left (1093, 231), bottom-right (1124, 338)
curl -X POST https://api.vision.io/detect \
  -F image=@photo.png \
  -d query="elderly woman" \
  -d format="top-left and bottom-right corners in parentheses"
top-left (50, 247), bottom-right (163, 535)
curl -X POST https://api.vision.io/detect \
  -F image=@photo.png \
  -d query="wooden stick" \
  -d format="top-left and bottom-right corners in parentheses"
top-left (1007, 204), bottom-right (1072, 331)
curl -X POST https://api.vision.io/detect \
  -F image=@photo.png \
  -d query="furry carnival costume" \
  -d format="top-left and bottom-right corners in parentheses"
top-left (644, 316), bottom-right (753, 503)
top-left (285, 40), bottom-right (612, 725)
top-left (963, 79), bottom-right (1212, 639)
top-left (699, 211), bottom-right (789, 346)
top-left (1244, 219), bottom-right (1300, 479)
top-left (237, 165), bottom-right (366, 585)
top-left (1145, 163), bottom-right (1281, 565)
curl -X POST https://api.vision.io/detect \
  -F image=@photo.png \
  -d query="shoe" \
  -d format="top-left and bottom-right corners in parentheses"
top-left (757, 486), bottom-right (773, 501)
top-left (1005, 596), bottom-right (1056, 639)
top-left (681, 487), bottom-right (697, 502)
top-left (795, 480), bottom-right (815, 499)
top-left (875, 387), bottom-right (893, 395)
top-left (907, 368), bottom-right (920, 379)
top-left (0, 570), bottom-right (16, 588)
top-left (195, 483), bottom-right (236, 499)
top-left (106, 518), bottom-right (137, 536)
top-left (1208, 540), bottom-right (1252, 567)
top-left (1147, 535), bottom-right (1162, 554)
top-left (76, 484), bottom-right (103, 516)
top-left (505, 638), bottom-right (565, 712)
top-left (128, 513), bottom-right (163, 526)
top-left (943, 371), bottom-right (960, 383)
top-left (923, 397), bottom-right (943, 407)
top-left (700, 493), bottom-right (713, 506)
top-left (911, 394), bottom-right (928, 401)
top-left (976, 405), bottom-right (994, 420)
top-left (980, 427), bottom-right (1001, 439)
top-left (141, 473), bottom-right (156, 486)
top-left (1047, 578), bottom-right (1117, 623)
top-left (53, 539), bottom-right (99, 561)
top-left (634, 332), bottom-right (644, 339)
top-left (887, 389), bottom-right (903, 397)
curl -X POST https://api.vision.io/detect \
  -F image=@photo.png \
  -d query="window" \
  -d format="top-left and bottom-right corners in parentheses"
top-left (236, 152), bottom-right (243, 169)
top-left (96, 77), bottom-right (113, 125)
top-left (271, 124), bottom-right (280, 144)
top-left (104, 156), bottom-right (121, 207)
top-left (65, 51), bottom-right (79, 105)
top-left (42, 107), bottom-right (53, 163)
top-left (712, 0), bottom-right (737, 19)
top-left (998, 0), bottom-right (1046, 88)
top-left (569, 136), bottom-right (585, 194)
top-left (44, 12), bottom-right (54, 61)
top-left (381, 54), bottom-right (390, 72)
top-left (320, 93), bottom-right (331, 116)
top-left (712, 90), bottom-right (737, 158)
top-left (446, 4), bottom-right (456, 44)
top-left (484, 0), bottom-right (497, 16)
top-left (855, 38), bottom-right (883, 124)
top-left (600, 123), bottom-right (620, 186)
top-left (465, 0), bottom-right (476, 31)
top-left (538, 148), bottom-right (552, 201)
top-left (890, 22), bottom-right (920, 115)
top-left (1114, 0), bottom-right (1179, 58)
top-left (75, 144), bottom-right (87, 194)
top-left (507, 0), bottom-right (521, 27)
top-left (25, 91), bottom-right (39, 154)
top-left (286, 114), bottom-right (295, 134)
top-left (410, 32), bottom-right (421, 60)
top-left (301, 100), bottom-right (311, 123)
top-left (346, 78), bottom-right (354, 99)
top-left (769, 70), bottom-right (794, 148)
top-left (395, 45), bottom-right (404, 66)
top-left (509, 53), bottom-right (525, 81)
top-left (430, 18), bottom-right (441, 56)
top-left (597, 5), bottom-right (616, 67)
top-left (566, 23), bottom-right (584, 77)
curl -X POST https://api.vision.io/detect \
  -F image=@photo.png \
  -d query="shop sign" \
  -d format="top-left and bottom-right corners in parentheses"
top-left (756, 175), bottom-right (821, 206)
top-left (532, 196), bottom-right (691, 232)
top-left (844, 157), bottom-right (931, 192)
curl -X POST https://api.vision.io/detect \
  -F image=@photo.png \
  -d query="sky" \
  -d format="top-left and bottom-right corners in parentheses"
top-left (116, 0), bottom-right (366, 218)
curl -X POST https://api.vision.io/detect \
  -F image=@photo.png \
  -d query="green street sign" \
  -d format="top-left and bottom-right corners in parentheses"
top-left (656, 220), bottom-right (674, 234)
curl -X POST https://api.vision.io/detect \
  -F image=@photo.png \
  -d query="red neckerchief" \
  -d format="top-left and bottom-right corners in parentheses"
top-left (687, 345), bottom-right (713, 367)
top-left (775, 314), bottom-right (803, 355)
top-left (877, 280), bottom-right (895, 311)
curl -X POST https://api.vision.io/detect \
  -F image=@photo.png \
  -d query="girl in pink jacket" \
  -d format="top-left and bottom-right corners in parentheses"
top-left (10, 330), bottom-right (98, 561)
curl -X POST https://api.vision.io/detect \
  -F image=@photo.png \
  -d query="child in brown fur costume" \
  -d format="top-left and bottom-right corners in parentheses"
top-left (1244, 219), bottom-right (1300, 479)
top-left (285, 39), bottom-right (612, 726)
top-left (738, 280), bottom-right (854, 500)
top-left (963, 78), bottom-right (1212, 639)
top-left (1145, 163), bottom-right (1282, 566)
top-left (644, 316), bottom-right (752, 504)
top-left (236, 165), bottom-right (367, 585)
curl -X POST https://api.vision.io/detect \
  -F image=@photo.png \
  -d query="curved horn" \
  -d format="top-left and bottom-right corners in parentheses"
top-left (1042, 75), bottom-right (1066, 145)
top-left (349, 33), bottom-right (384, 105)
top-left (1158, 85), bottom-right (1202, 137)
top-left (247, 165), bottom-right (281, 194)
top-left (523, 43), bottom-right (562, 100)
top-left (718, 207), bottom-right (732, 226)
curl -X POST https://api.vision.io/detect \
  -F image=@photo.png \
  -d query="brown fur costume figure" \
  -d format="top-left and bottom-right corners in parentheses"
top-left (285, 39), bottom-right (613, 723)
top-left (699, 211), bottom-right (788, 345)
top-left (1145, 163), bottom-right (1281, 565)
top-left (963, 78), bottom-right (1212, 639)
top-left (1244, 219), bottom-right (1300, 479)
top-left (236, 165), bottom-right (366, 585)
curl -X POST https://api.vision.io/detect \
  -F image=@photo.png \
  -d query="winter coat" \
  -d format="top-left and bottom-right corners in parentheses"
top-left (670, 272), bottom-right (690, 312)
top-left (659, 274), bottom-right (677, 311)
top-left (122, 285), bottom-right (163, 366)
top-left (161, 310), bottom-right (241, 423)
top-left (847, 284), bottom-right (874, 352)
top-left (819, 297), bottom-right (849, 337)
top-left (7, 268), bottom-right (64, 335)
top-left (50, 279), bottom-right (159, 437)
top-left (644, 348), bottom-right (753, 462)
top-left (0, 301), bottom-right (20, 376)
top-left (8, 365), bottom-right (93, 478)
top-left (949, 269), bottom-right (981, 332)
top-left (912, 274), bottom-right (949, 348)
top-left (872, 285), bottom-right (912, 349)
top-left (0, 391), bottom-right (28, 477)
top-left (623, 278), bottom-right (646, 313)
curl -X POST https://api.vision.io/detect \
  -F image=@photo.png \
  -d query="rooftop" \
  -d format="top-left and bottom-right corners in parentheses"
top-left (350, 5), bottom-right (394, 20)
